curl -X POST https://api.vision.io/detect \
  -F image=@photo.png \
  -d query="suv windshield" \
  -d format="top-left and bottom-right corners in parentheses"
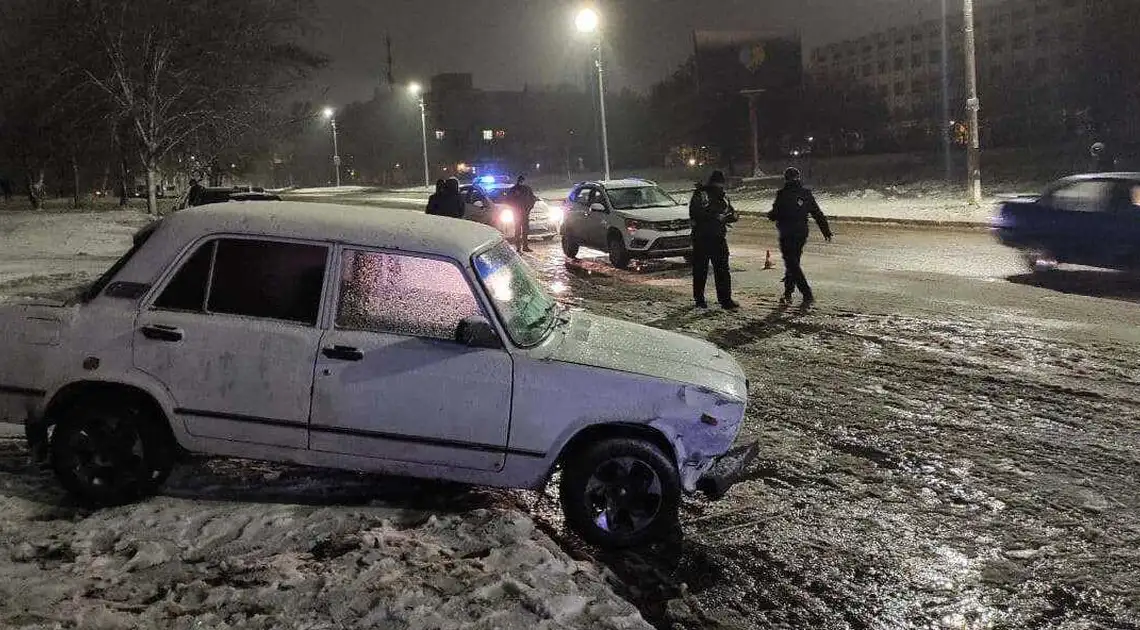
top-left (473, 241), bottom-right (558, 347)
top-left (606, 185), bottom-right (677, 210)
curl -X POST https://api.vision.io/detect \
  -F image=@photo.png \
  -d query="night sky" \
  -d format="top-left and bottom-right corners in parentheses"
top-left (304, 0), bottom-right (947, 105)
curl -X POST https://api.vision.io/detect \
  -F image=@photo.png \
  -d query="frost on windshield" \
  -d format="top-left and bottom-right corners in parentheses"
top-left (474, 242), bottom-right (557, 347)
top-left (337, 250), bottom-right (482, 341)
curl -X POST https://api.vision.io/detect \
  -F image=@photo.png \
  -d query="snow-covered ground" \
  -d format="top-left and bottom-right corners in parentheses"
top-left (0, 207), bottom-right (653, 630)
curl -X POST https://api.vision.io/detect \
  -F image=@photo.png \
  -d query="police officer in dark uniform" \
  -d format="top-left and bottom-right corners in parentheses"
top-left (768, 167), bottom-right (832, 307)
top-left (425, 179), bottom-right (446, 216)
top-left (506, 175), bottom-right (537, 252)
top-left (689, 170), bottom-right (739, 310)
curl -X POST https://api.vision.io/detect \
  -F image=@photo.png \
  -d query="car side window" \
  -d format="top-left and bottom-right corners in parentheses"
top-left (1049, 181), bottom-right (1114, 213)
top-left (154, 241), bottom-right (215, 311)
top-left (206, 239), bottom-right (328, 325)
top-left (336, 250), bottom-right (483, 341)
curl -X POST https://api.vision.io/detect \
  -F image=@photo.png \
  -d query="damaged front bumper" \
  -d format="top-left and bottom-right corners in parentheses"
top-left (694, 441), bottom-right (760, 500)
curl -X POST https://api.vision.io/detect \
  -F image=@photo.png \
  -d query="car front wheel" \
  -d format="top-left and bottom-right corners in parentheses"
top-left (559, 437), bottom-right (681, 548)
top-left (562, 233), bottom-right (580, 259)
top-left (608, 234), bottom-right (631, 269)
top-left (51, 398), bottom-right (175, 507)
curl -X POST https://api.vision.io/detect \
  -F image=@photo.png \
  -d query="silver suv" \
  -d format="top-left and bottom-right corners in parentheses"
top-left (560, 179), bottom-right (692, 269)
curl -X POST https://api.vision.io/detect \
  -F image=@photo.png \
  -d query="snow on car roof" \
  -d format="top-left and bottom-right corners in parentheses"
top-left (598, 179), bottom-right (657, 189)
top-left (165, 201), bottom-right (503, 259)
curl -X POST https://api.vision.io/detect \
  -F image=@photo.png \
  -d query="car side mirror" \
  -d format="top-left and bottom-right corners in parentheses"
top-left (473, 200), bottom-right (485, 209)
top-left (589, 202), bottom-right (607, 213)
top-left (456, 315), bottom-right (502, 349)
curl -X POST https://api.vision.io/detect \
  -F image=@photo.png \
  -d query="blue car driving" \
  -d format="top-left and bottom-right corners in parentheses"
top-left (993, 173), bottom-right (1140, 272)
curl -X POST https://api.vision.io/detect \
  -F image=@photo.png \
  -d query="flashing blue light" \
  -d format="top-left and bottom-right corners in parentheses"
top-left (479, 175), bottom-right (497, 185)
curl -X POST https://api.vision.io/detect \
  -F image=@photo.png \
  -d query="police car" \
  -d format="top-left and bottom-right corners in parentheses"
top-left (460, 176), bottom-right (561, 240)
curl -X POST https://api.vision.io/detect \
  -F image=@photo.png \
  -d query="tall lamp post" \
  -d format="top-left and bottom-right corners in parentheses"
top-left (963, 0), bottom-right (982, 204)
top-left (322, 107), bottom-right (341, 188)
top-left (576, 7), bottom-right (611, 181)
top-left (409, 82), bottom-right (431, 191)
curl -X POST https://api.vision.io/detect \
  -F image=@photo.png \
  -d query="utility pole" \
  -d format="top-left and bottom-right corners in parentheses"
top-left (941, 0), bottom-right (952, 184)
top-left (963, 0), bottom-right (982, 204)
top-left (594, 43), bottom-right (612, 182)
top-left (741, 89), bottom-right (765, 178)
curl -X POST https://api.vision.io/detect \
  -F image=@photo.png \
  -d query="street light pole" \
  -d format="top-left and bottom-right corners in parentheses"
top-left (577, 8), bottom-right (611, 181)
top-left (410, 83), bottom-right (430, 191)
top-left (941, 0), bottom-right (952, 184)
top-left (323, 107), bottom-right (341, 188)
top-left (963, 0), bottom-right (982, 204)
top-left (594, 43), bottom-right (611, 182)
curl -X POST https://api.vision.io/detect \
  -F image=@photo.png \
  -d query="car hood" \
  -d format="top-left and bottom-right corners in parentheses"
top-left (548, 312), bottom-right (747, 402)
top-left (615, 205), bottom-right (690, 223)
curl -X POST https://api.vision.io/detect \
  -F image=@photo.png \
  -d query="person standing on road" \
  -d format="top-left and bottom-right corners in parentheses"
top-left (506, 175), bottom-right (537, 252)
top-left (187, 179), bottom-right (204, 207)
top-left (442, 177), bottom-right (465, 219)
top-left (689, 170), bottom-right (740, 310)
top-left (425, 179), bottom-right (446, 216)
top-left (768, 167), bottom-right (832, 308)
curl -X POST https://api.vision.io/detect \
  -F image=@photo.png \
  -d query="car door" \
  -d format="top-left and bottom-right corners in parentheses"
top-left (583, 187), bottom-right (613, 247)
top-left (308, 247), bottom-right (513, 471)
top-left (133, 237), bottom-right (331, 449)
top-left (462, 186), bottom-right (493, 225)
top-left (1044, 179), bottom-right (1117, 266)
top-left (1105, 181), bottom-right (1140, 269)
top-left (562, 185), bottom-right (589, 241)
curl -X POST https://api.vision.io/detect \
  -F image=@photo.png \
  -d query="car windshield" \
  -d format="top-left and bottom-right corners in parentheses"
top-left (606, 185), bottom-right (677, 210)
top-left (473, 241), bottom-right (558, 347)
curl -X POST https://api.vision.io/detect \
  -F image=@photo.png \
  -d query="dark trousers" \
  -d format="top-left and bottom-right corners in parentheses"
top-left (514, 208), bottom-right (532, 250)
top-left (692, 237), bottom-right (732, 305)
top-left (779, 232), bottom-right (811, 299)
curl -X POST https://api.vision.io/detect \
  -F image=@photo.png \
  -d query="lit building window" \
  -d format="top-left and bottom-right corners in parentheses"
top-left (435, 130), bottom-right (445, 140)
top-left (482, 129), bottom-right (493, 141)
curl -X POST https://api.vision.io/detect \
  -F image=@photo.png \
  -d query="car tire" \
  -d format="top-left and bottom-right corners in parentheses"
top-left (1024, 248), bottom-right (1058, 273)
top-left (608, 234), bottom-right (631, 270)
top-left (50, 397), bottom-right (175, 507)
top-left (562, 233), bottom-right (580, 259)
top-left (559, 437), bottom-right (681, 549)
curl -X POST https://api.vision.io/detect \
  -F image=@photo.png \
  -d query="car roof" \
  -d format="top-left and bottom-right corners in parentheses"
top-left (161, 201), bottom-right (503, 259)
top-left (577, 178), bottom-right (658, 190)
top-left (1053, 172), bottom-right (1140, 186)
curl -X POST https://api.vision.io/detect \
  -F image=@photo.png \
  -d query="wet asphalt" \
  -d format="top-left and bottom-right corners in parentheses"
top-left (517, 218), bottom-right (1140, 629)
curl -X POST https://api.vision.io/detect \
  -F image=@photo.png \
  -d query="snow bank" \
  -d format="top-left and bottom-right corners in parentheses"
top-left (0, 448), bottom-right (651, 630)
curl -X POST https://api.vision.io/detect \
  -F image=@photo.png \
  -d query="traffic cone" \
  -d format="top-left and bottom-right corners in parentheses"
top-left (763, 250), bottom-right (774, 270)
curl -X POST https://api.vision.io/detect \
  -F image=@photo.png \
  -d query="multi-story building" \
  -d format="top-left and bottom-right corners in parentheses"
top-left (807, 0), bottom-right (1095, 147)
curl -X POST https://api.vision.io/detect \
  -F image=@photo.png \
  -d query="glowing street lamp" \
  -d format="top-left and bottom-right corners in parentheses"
top-left (575, 7), bottom-right (610, 181)
top-left (409, 82), bottom-right (431, 191)
top-left (322, 107), bottom-right (341, 188)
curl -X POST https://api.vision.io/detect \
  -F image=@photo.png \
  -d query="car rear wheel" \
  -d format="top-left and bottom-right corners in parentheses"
top-left (51, 398), bottom-right (175, 507)
top-left (559, 437), bottom-right (680, 549)
top-left (561, 233), bottom-right (580, 259)
top-left (608, 234), bottom-right (631, 269)
top-left (1024, 248), bottom-right (1058, 273)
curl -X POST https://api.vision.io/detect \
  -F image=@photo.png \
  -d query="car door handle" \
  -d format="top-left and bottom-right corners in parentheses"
top-left (140, 324), bottom-right (183, 342)
top-left (322, 345), bottom-right (364, 361)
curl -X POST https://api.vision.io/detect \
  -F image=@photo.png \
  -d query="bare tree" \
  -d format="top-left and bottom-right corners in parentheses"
top-left (74, 0), bottom-right (323, 213)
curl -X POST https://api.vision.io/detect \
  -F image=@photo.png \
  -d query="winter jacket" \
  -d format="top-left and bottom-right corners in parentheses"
top-left (768, 182), bottom-right (832, 239)
top-left (689, 185), bottom-right (737, 241)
